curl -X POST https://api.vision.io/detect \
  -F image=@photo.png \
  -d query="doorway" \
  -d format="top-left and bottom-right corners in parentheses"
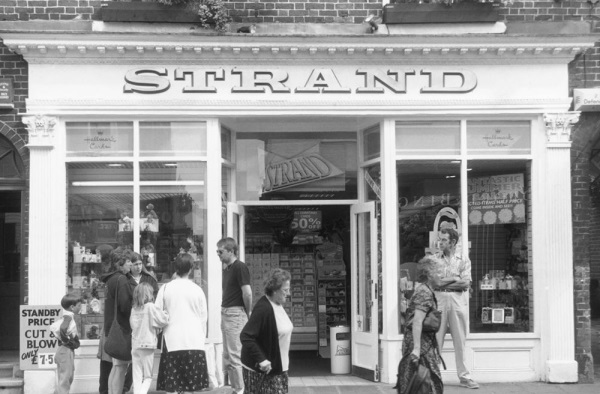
top-left (234, 204), bottom-right (351, 376)
top-left (0, 191), bottom-right (22, 350)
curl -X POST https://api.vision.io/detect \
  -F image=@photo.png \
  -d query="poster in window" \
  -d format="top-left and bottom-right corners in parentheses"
top-left (95, 221), bottom-right (118, 243)
top-left (468, 173), bottom-right (525, 226)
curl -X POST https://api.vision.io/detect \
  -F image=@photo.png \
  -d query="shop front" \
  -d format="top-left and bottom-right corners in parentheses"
top-left (2, 29), bottom-right (595, 392)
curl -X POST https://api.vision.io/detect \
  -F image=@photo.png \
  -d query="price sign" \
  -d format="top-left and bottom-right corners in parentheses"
top-left (37, 353), bottom-right (57, 369)
top-left (291, 210), bottom-right (322, 233)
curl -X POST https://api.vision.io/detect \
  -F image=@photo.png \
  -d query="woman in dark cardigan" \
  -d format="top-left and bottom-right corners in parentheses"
top-left (240, 268), bottom-right (293, 394)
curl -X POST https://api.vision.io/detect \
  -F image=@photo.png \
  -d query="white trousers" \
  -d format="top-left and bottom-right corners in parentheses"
top-left (131, 348), bottom-right (155, 394)
top-left (435, 290), bottom-right (472, 380)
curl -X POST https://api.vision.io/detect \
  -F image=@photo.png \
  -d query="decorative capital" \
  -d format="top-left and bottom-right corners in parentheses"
top-left (24, 115), bottom-right (57, 149)
top-left (544, 112), bottom-right (580, 145)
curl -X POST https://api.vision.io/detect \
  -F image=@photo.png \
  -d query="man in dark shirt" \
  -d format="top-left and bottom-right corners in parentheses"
top-left (218, 237), bottom-right (252, 394)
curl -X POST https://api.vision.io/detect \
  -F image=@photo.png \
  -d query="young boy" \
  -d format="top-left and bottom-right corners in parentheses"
top-left (50, 293), bottom-right (82, 394)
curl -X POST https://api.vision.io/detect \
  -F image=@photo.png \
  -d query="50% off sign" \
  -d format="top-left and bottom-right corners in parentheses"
top-left (291, 210), bottom-right (322, 233)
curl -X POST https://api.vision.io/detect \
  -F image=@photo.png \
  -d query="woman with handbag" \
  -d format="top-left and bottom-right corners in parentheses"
top-left (398, 256), bottom-right (444, 394)
top-left (101, 255), bottom-right (136, 394)
top-left (155, 253), bottom-right (209, 393)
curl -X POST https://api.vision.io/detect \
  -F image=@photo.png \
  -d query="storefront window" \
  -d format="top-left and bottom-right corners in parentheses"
top-left (396, 119), bottom-right (534, 335)
top-left (140, 185), bottom-right (207, 294)
top-left (236, 133), bottom-right (357, 201)
top-left (363, 126), bottom-right (380, 161)
top-left (66, 122), bottom-right (133, 157)
top-left (66, 121), bottom-right (208, 338)
top-left (468, 160), bottom-right (532, 333)
top-left (396, 121), bottom-right (460, 156)
top-left (68, 184), bottom-right (134, 339)
top-left (139, 122), bottom-right (207, 157)
top-left (398, 160), bottom-right (460, 333)
top-left (467, 121), bottom-right (531, 155)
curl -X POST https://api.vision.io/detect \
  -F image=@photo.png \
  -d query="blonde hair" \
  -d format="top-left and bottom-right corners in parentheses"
top-left (132, 282), bottom-right (154, 309)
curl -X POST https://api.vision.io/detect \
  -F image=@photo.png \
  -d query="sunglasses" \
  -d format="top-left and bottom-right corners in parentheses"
top-left (216, 249), bottom-right (227, 255)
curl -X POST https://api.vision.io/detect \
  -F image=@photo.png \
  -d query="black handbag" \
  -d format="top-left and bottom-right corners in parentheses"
top-left (408, 284), bottom-right (441, 333)
top-left (421, 285), bottom-right (441, 332)
top-left (104, 277), bottom-right (132, 361)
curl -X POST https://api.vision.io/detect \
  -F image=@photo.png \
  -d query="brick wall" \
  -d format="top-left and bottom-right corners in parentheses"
top-left (569, 113), bottom-right (600, 382)
top-left (0, 39), bottom-right (30, 302)
top-left (3, 0), bottom-right (600, 24)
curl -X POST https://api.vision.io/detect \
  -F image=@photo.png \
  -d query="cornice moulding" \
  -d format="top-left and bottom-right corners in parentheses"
top-left (2, 32), bottom-right (596, 64)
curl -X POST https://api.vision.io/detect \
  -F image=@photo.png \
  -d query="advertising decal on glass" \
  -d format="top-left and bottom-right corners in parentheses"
top-left (468, 173), bottom-right (525, 226)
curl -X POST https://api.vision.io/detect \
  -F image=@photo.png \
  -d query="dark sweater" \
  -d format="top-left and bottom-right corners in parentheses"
top-left (101, 270), bottom-right (136, 335)
top-left (240, 296), bottom-right (284, 375)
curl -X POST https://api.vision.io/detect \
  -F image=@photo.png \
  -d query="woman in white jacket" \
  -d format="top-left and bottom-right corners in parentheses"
top-left (155, 254), bottom-right (209, 393)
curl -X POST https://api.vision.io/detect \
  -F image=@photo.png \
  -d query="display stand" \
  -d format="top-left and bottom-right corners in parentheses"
top-left (245, 233), bottom-right (320, 351)
top-left (316, 241), bottom-right (347, 358)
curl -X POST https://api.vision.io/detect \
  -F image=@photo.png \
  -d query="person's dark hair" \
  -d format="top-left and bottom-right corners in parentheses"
top-left (130, 252), bottom-right (142, 263)
top-left (416, 256), bottom-right (437, 284)
top-left (217, 237), bottom-right (238, 256)
top-left (440, 227), bottom-right (459, 245)
top-left (264, 268), bottom-right (291, 296)
top-left (61, 293), bottom-right (83, 310)
top-left (175, 253), bottom-right (194, 277)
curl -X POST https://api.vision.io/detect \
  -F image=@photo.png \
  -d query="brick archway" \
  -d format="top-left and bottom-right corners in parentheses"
top-left (0, 121), bottom-right (28, 175)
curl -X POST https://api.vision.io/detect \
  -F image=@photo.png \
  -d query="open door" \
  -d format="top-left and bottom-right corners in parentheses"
top-left (226, 202), bottom-right (245, 258)
top-left (350, 201), bottom-right (379, 381)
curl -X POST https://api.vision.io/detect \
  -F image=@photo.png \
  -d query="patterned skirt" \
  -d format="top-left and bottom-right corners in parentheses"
top-left (243, 367), bottom-right (288, 394)
top-left (157, 343), bottom-right (208, 393)
top-left (398, 329), bottom-right (443, 394)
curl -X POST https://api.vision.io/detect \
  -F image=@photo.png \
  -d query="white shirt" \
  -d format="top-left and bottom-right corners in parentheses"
top-left (268, 298), bottom-right (294, 371)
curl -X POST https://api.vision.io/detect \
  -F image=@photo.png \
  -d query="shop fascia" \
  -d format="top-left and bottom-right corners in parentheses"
top-left (124, 67), bottom-right (477, 94)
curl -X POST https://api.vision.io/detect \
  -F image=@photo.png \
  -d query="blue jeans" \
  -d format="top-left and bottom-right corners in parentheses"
top-left (221, 307), bottom-right (248, 394)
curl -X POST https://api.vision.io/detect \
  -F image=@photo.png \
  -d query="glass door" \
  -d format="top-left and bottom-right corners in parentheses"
top-left (226, 202), bottom-right (245, 258)
top-left (350, 201), bottom-right (379, 381)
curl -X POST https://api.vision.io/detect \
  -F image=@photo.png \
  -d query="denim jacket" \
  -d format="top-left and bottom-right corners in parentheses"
top-left (130, 303), bottom-right (169, 350)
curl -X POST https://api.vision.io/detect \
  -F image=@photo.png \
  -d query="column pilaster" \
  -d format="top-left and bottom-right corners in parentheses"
top-left (24, 115), bottom-right (66, 305)
top-left (542, 112), bottom-right (579, 382)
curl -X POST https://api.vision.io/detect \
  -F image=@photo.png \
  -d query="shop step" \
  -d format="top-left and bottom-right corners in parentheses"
top-left (0, 364), bottom-right (14, 379)
top-left (0, 377), bottom-right (24, 394)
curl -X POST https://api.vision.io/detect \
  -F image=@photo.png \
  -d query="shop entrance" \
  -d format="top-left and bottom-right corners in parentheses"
top-left (229, 204), bottom-right (352, 376)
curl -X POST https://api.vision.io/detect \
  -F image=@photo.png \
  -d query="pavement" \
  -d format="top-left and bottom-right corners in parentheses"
top-left (135, 379), bottom-right (600, 394)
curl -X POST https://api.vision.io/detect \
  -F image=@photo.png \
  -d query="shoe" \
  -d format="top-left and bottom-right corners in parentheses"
top-left (460, 378), bottom-right (480, 389)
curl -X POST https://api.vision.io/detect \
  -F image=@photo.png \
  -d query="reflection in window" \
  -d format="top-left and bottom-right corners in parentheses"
top-left (139, 162), bottom-right (204, 182)
top-left (398, 161), bottom-right (460, 333)
top-left (67, 184), bottom-right (134, 338)
top-left (140, 122), bottom-right (207, 157)
top-left (363, 126), bottom-right (380, 162)
top-left (140, 185), bottom-right (208, 295)
top-left (236, 132), bottom-right (357, 201)
top-left (396, 122), bottom-right (460, 156)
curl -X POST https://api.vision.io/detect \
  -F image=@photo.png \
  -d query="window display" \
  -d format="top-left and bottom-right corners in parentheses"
top-left (396, 120), bottom-right (533, 335)
top-left (66, 121), bottom-right (208, 338)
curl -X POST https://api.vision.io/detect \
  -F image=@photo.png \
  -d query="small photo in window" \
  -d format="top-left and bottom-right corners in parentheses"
top-left (492, 308), bottom-right (505, 324)
top-left (85, 324), bottom-right (101, 340)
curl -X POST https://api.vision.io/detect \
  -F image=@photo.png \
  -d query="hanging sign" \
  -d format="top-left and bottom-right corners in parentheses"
top-left (291, 210), bottom-right (322, 233)
top-left (20, 305), bottom-right (62, 370)
top-left (467, 173), bottom-right (525, 225)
